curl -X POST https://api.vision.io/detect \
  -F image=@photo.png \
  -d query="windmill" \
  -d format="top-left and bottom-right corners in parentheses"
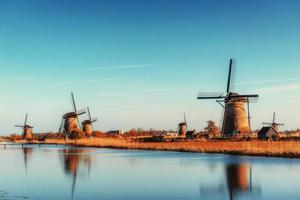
top-left (81, 106), bottom-right (98, 136)
top-left (262, 112), bottom-right (284, 132)
top-left (178, 112), bottom-right (188, 136)
top-left (59, 92), bottom-right (86, 139)
top-left (197, 59), bottom-right (259, 136)
top-left (15, 114), bottom-right (33, 140)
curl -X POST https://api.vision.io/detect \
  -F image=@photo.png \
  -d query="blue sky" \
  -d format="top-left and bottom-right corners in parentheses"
top-left (0, 0), bottom-right (300, 134)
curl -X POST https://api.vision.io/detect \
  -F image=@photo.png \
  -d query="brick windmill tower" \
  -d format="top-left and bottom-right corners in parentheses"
top-left (197, 59), bottom-right (259, 136)
top-left (15, 114), bottom-right (33, 140)
top-left (178, 112), bottom-right (188, 136)
top-left (59, 92), bottom-right (86, 138)
top-left (81, 106), bottom-right (98, 136)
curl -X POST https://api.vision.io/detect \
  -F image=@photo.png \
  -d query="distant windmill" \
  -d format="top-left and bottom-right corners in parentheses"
top-left (82, 106), bottom-right (98, 136)
top-left (262, 112), bottom-right (284, 131)
top-left (178, 112), bottom-right (188, 136)
top-left (15, 114), bottom-right (33, 140)
top-left (197, 59), bottom-right (259, 136)
top-left (59, 92), bottom-right (86, 139)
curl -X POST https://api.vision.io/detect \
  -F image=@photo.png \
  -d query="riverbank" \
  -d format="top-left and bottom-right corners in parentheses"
top-left (25, 137), bottom-right (300, 158)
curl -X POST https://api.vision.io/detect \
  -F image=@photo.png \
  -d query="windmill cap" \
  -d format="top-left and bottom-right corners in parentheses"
top-left (82, 120), bottom-right (92, 125)
top-left (178, 122), bottom-right (187, 126)
top-left (63, 112), bottom-right (77, 118)
top-left (24, 125), bottom-right (33, 128)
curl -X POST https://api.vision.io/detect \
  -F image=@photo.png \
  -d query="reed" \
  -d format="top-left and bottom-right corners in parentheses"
top-left (42, 137), bottom-right (300, 158)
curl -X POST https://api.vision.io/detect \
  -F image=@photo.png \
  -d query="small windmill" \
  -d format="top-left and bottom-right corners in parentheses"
top-left (15, 114), bottom-right (33, 140)
top-left (59, 92), bottom-right (86, 139)
top-left (197, 59), bottom-right (259, 136)
top-left (82, 106), bottom-right (98, 136)
top-left (178, 112), bottom-right (188, 136)
top-left (262, 112), bottom-right (284, 132)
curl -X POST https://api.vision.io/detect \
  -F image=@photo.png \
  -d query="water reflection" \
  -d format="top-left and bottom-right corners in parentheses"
top-left (23, 147), bottom-right (33, 172)
top-left (227, 163), bottom-right (248, 198)
top-left (2, 146), bottom-right (300, 200)
top-left (200, 162), bottom-right (261, 200)
top-left (59, 148), bottom-right (92, 198)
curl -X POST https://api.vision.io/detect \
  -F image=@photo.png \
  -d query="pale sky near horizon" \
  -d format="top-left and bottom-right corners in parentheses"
top-left (0, 0), bottom-right (300, 134)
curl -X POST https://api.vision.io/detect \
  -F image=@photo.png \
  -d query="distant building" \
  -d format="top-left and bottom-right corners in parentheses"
top-left (257, 126), bottom-right (279, 140)
top-left (106, 130), bottom-right (123, 135)
top-left (165, 132), bottom-right (178, 137)
top-left (186, 130), bottom-right (196, 138)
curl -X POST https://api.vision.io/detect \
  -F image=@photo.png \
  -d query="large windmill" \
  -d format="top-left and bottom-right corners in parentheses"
top-left (197, 59), bottom-right (259, 136)
top-left (262, 112), bottom-right (284, 131)
top-left (59, 92), bottom-right (86, 138)
top-left (15, 114), bottom-right (33, 140)
top-left (81, 106), bottom-right (98, 136)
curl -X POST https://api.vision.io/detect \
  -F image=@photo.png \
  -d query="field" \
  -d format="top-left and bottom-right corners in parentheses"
top-left (32, 137), bottom-right (300, 158)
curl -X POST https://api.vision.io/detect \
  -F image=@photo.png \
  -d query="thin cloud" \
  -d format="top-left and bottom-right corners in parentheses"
top-left (80, 64), bottom-right (155, 71)
top-left (56, 77), bottom-right (124, 85)
top-left (236, 77), bottom-right (300, 86)
top-left (96, 93), bottom-right (113, 97)
top-left (257, 83), bottom-right (300, 95)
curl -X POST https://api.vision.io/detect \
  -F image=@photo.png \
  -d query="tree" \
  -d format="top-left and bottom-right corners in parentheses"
top-left (204, 120), bottom-right (220, 136)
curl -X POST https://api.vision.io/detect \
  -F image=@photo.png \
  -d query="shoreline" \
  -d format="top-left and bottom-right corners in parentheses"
top-left (7, 137), bottom-right (300, 159)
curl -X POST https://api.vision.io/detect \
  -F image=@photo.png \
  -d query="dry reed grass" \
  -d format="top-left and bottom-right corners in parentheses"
top-left (39, 137), bottom-right (300, 158)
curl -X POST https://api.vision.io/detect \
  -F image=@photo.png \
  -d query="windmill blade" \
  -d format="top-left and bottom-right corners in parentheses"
top-left (246, 98), bottom-right (251, 130)
top-left (71, 92), bottom-right (77, 113)
top-left (59, 118), bottom-right (64, 133)
top-left (87, 106), bottom-right (92, 121)
top-left (273, 112), bottom-right (276, 123)
top-left (77, 108), bottom-right (86, 115)
top-left (91, 118), bottom-right (97, 123)
top-left (216, 100), bottom-right (225, 108)
top-left (197, 92), bottom-right (225, 99)
top-left (15, 125), bottom-right (24, 128)
top-left (220, 107), bottom-right (225, 136)
top-left (183, 112), bottom-right (187, 124)
top-left (226, 59), bottom-right (233, 94)
top-left (24, 114), bottom-right (28, 126)
top-left (262, 122), bottom-right (272, 125)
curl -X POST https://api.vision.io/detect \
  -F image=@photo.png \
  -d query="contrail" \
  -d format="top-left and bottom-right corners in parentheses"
top-left (235, 77), bottom-right (300, 86)
top-left (80, 64), bottom-right (155, 71)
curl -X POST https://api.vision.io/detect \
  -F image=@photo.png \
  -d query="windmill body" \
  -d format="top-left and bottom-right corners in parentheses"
top-left (82, 107), bottom-right (97, 136)
top-left (23, 125), bottom-right (33, 140)
top-left (178, 112), bottom-right (188, 136)
top-left (178, 122), bottom-right (187, 136)
top-left (82, 120), bottom-right (93, 136)
top-left (63, 112), bottom-right (80, 134)
top-left (223, 93), bottom-right (250, 135)
top-left (197, 59), bottom-right (258, 136)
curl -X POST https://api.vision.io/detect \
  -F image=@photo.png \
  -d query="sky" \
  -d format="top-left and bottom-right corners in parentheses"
top-left (0, 0), bottom-right (300, 134)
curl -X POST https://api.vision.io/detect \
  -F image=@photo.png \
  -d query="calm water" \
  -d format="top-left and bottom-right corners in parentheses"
top-left (0, 145), bottom-right (300, 200)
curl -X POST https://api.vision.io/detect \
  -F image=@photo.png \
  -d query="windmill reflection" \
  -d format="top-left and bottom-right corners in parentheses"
top-left (226, 163), bottom-right (258, 199)
top-left (23, 147), bottom-right (33, 172)
top-left (200, 163), bottom-right (261, 200)
top-left (60, 148), bottom-right (92, 199)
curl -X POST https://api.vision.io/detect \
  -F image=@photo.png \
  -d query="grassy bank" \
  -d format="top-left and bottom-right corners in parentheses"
top-left (36, 137), bottom-right (300, 158)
